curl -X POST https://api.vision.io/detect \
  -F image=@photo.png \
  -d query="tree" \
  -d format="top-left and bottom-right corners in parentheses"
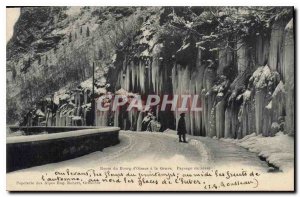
top-left (86, 26), bottom-right (90, 37)
top-left (69, 32), bottom-right (72, 43)
top-left (11, 66), bottom-right (16, 80)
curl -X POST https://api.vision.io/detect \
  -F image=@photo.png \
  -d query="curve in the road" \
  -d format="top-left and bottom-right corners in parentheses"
top-left (8, 130), bottom-right (269, 173)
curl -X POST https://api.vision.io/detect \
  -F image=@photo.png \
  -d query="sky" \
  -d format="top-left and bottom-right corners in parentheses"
top-left (6, 8), bottom-right (20, 43)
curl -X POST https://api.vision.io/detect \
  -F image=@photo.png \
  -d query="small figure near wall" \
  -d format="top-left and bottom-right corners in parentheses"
top-left (177, 113), bottom-right (187, 143)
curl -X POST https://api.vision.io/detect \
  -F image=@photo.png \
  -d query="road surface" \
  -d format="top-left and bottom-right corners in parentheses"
top-left (7, 130), bottom-right (269, 174)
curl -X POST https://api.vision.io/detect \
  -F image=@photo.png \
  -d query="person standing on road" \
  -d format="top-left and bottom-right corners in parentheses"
top-left (177, 113), bottom-right (187, 143)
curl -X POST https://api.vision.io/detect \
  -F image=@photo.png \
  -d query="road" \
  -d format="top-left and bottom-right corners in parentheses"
top-left (7, 130), bottom-right (269, 174)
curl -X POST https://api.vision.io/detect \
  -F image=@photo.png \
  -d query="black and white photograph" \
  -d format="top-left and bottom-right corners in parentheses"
top-left (5, 5), bottom-right (295, 191)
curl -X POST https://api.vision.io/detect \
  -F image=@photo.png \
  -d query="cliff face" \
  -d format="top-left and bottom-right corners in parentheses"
top-left (7, 7), bottom-right (67, 60)
top-left (106, 7), bottom-right (294, 137)
top-left (7, 7), bottom-right (294, 138)
top-left (7, 6), bottom-right (142, 123)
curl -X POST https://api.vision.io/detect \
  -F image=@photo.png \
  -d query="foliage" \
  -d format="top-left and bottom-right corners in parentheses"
top-left (162, 7), bottom-right (293, 50)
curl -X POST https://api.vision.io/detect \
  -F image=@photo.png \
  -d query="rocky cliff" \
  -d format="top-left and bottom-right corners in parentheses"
top-left (7, 6), bottom-right (294, 138)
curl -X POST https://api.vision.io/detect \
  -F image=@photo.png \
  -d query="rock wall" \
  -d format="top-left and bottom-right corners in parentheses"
top-left (283, 19), bottom-right (295, 136)
top-left (107, 10), bottom-right (294, 138)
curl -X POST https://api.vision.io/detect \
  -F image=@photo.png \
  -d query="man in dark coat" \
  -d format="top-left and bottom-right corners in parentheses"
top-left (177, 113), bottom-right (187, 143)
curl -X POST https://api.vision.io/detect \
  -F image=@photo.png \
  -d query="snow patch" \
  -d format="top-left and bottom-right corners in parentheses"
top-left (66, 7), bottom-right (82, 17)
top-left (243, 90), bottom-right (252, 101)
top-left (272, 81), bottom-right (285, 97)
top-left (141, 49), bottom-right (149, 57)
top-left (217, 92), bottom-right (224, 97)
top-left (115, 88), bottom-right (128, 95)
top-left (266, 101), bottom-right (272, 109)
top-left (209, 48), bottom-right (219, 52)
top-left (95, 87), bottom-right (107, 95)
top-left (249, 65), bottom-right (279, 89)
top-left (80, 78), bottom-right (93, 90)
top-left (220, 132), bottom-right (294, 171)
top-left (177, 43), bottom-right (190, 53)
top-left (285, 19), bottom-right (293, 31)
top-left (36, 109), bottom-right (45, 117)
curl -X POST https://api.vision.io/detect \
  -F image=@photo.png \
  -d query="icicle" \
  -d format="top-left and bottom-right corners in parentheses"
top-left (215, 100), bottom-right (225, 138)
top-left (255, 89), bottom-right (267, 134)
top-left (152, 58), bottom-right (160, 93)
top-left (139, 61), bottom-right (145, 93)
top-left (283, 18), bottom-right (294, 136)
top-left (268, 19), bottom-right (285, 72)
top-left (256, 35), bottom-right (270, 67)
top-left (237, 42), bottom-right (248, 74)
top-left (131, 62), bottom-right (136, 91)
top-left (55, 111), bottom-right (60, 126)
top-left (114, 109), bottom-right (119, 127)
top-left (224, 108), bottom-right (231, 138)
top-left (136, 111), bottom-right (143, 131)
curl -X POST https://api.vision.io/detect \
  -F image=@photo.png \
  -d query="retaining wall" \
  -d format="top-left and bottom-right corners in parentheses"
top-left (7, 126), bottom-right (120, 172)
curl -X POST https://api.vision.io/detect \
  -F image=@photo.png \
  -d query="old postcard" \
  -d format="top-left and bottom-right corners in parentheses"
top-left (6, 6), bottom-right (295, 191)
